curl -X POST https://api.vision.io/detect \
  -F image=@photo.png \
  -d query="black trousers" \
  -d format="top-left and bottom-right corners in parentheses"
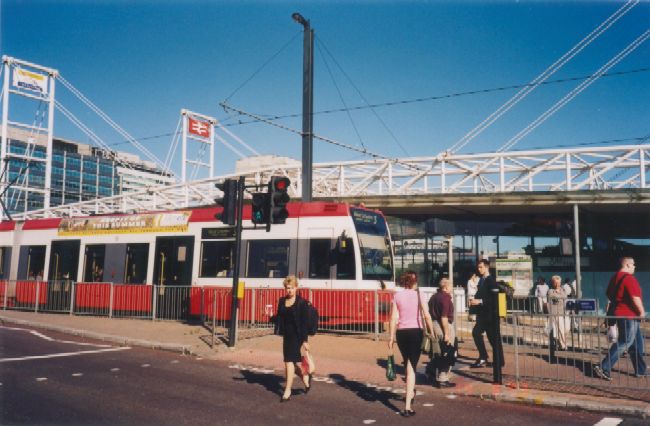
top-left (472, 319), bottom-right (504, 366)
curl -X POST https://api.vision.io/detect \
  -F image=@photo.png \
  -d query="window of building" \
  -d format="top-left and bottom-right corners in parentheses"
top-left (199, 241), bottom-right (235, 277)
top-left (246, 240), bottom-right (290, 278)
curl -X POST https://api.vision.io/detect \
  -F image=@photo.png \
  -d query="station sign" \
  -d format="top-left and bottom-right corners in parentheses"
top-left (565, 299), bottom-right (597, 312)
top-left (188, 117), bottom-right (211, 138)
top-left (13, 68), bottom-right (48, 95)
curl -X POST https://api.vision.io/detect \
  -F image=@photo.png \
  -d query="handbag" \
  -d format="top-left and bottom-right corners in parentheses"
top-left (416, 290), bottom-right (435, 355)
top-left (386, 354), bottom-right (396, 381)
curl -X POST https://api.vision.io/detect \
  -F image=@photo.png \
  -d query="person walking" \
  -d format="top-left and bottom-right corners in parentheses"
top-left (547, 275), bottom-right (569, 350)
top-left (388, 271), bottom-right (434, 417)
top-left (275, 275), bottom-right (313, 401)
top-left (469, 259), bottom-right (504, 368)
top-left (534, 277), bottom-right (549, 313)
top-left (427, 278), bottom-right (456, 388)
top-left (594, 257), bottom-right (646, 381)
top-left (466, 273), bottom-right (479, 322)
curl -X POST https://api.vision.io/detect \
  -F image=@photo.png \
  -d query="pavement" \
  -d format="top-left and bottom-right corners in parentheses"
top-left (1, 309), bottom-right (648, 419)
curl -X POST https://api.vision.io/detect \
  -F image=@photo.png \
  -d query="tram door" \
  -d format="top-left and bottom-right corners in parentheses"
top-left (47, 240), bottom-right (80, 311)
top-left (153, 236), bottom-right (194, 319)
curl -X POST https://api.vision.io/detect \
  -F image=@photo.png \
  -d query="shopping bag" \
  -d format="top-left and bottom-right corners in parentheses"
top-left (386, 354), bottom-right (396, 381)
top-left (301, 355), bottom-right (310, 376)
top-left (607, 324), bottom-right (618, 343)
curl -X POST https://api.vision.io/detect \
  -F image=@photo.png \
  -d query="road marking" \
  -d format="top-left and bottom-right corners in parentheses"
top-left (446, 394), bottom-right (457, 399)
top-left (36, 377), bottom-right (47, 381)
top-left (1, 325), bottom-right (111, 347)
top-left (363, 420), bottom-right (376, 424)
top-left (171, 360), bottom-right (179, 364)
top-left (0, 347), bottom-right (131, 363)
top-left (423, 403), bottom-right (434, 407)
top-left (141, 364), bottom-right (151, 368)
top-left (72, 373), bottom-right (83, 377)
top-left (110, 368), bottom-right (120, 372)
top-left (593, 418), bottom-right (623, 426)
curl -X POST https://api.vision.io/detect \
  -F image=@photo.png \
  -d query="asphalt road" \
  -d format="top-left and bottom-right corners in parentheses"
top-left (0, 325), bottom-right (644, 425)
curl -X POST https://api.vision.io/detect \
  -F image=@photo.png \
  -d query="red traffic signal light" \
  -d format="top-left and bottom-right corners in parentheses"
top-left (269, 176), bottom-right (290, 225)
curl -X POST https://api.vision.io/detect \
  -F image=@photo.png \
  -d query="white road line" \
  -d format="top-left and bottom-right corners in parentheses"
top-left (1, 325), bottom-right (111, 348)
top-left (141, 364), bottom-right (151, 368)
top-left (0, 347), bottom-right (131, 363)
top-left (72, 373), bottom-right (83, 377)
top-left (110, 368), bottom-right (120, 372)
top-left (593, 418), bottom-right (623, 426)
top-left (363, 420), bottom-right (376, 424)
top-left (171, 360), bottom-right (179, 364)
top-left (423, 403), bottom-right (434, 407)
top-left (35, 377), bottom-right (47, 381)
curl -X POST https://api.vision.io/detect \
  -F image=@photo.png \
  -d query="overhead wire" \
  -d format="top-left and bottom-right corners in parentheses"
top-left (315, 35), bottom-right (410, 156)
top-left (498, 28), bottom-right (650, 152)
top-left (448, 0), bottom-right (639, 154)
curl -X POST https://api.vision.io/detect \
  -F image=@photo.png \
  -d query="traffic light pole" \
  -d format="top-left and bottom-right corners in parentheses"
top-left (228, 175), bottom-right (246, 347)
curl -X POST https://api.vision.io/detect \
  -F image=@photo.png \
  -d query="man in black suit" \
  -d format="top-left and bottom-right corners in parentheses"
top-left (468, 259), bottom-right (505, 368)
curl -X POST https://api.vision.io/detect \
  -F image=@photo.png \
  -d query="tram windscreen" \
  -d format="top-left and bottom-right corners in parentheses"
top-left (351, 208), bottom-right (394, 280)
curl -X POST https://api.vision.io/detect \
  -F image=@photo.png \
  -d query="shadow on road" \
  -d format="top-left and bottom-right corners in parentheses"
top-left (328, 373), bottom-right (401, 413)
top-left (235, 369), bottom-right (284, 397)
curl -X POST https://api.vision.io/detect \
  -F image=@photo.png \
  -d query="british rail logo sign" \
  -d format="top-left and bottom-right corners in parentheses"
top-left (188, 117), bottom-right (211, 138)
top-left (58, 212), bottom-right (191, 236)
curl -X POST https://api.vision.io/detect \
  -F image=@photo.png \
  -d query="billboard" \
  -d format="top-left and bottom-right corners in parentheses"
top-left (13, 68), bottom-right (48, 95)
top-left (58, 212), bottom-right (191, 236)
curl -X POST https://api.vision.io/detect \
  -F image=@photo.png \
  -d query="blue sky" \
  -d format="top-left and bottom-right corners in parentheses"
top-left (2, 0), bottom-right (649, 177)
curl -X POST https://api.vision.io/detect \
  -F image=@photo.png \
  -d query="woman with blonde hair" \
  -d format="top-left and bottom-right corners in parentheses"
top-left (388, 271), bottom-right (434, 417)
top-left (275, 275), bottom-right (313, 402)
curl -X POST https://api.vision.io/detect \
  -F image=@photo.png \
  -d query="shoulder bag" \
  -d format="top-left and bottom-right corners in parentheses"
top-left (417, 290), bottom-right (435, 355)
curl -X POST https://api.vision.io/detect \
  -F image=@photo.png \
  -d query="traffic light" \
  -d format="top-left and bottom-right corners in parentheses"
top-left (251, 192), bottom-right (269, 225)
top-left (215, 179), bottom-right (238, 226)
top-left (269, 176), bottom-right (290, 224)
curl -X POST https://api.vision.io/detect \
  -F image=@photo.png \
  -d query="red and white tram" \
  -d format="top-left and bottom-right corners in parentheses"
top-left (0, 202), bottom-right (395, 324)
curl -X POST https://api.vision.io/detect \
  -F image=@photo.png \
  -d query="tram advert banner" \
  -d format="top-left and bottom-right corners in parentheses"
top-left (58, 212), bottom-right (191, 236)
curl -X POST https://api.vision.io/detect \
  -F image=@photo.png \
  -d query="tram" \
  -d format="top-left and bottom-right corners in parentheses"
top-left (0, 202), bottom-right (395, 323)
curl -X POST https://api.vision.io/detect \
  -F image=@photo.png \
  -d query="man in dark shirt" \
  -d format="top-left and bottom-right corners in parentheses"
top-left (427, 278), bottom-right (456, 388)
top-left (468, 259), bottom-right (504, 368)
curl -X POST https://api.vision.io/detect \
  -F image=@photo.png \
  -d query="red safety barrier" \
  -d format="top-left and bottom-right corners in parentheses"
top-left (15, 281), bottom-right (48, 306)
top-left (113, 284), bottom-right (152, 313)
top-left (75, 282), bottom-right (111, 309)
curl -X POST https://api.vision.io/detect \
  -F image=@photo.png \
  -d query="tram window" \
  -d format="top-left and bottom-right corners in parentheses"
top-left (200, 241), bottom-right (235, 278)
top-left (247, 240), bottom-right (290, 278)
top-left (309, 239), bottom-right (331, 279)
top-left (27, 246), bottom-right (46, 280)
top-left (83, 245), bottom-right (106, 282)
top-left (335, 237), bottom-right (356, 280)
top-left (125, 244), bottom-right (149, 284)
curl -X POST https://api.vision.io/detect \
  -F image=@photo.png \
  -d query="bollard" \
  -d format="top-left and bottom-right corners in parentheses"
top-left (69, 282), bottom-right (76, 315)
top-left (374, 290), bottom-right (379, 341)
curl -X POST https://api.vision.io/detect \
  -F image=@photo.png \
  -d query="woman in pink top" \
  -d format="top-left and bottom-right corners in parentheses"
top-left (388, 271), bottom-right (434, 417)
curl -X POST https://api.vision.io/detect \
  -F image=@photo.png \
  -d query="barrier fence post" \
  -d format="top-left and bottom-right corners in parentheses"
top-left (109, 282), bottom-right (114, 318)
top-left (69, 282), bottom-right (76, 315)
top-left (35, 281), bottom-right (40, 313)
top-left (513, 313), bottom-right (520, 389)
top-left (3, 281), bottom-right (8, 310)
top-left (251, 288), bottom-right (257, 326)
top-left (152, 285), bottom-right (157, 321)
top-left (211, 290), bottom-right (217, 348)
top-left (374, 290), bottom-right (379, 341)
top-left (200, 287), bottom-right (205, 322)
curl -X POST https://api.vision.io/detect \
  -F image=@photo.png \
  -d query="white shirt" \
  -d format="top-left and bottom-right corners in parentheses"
top-left (535, 283), bottom-right (549, 300)
top-left (562, 283), bottom-right (573, 297)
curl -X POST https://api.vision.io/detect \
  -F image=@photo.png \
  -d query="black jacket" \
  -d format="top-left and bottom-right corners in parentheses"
top-left (275, 295), bottom-right (309, 343)
top-left (474, 274), bottom-right (498, 321)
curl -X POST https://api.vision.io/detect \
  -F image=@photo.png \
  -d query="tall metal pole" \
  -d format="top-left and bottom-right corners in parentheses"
top-left (573, 204), bottom-right (582, 298)
top-left (293, 13), bottom-right (314, 202)
top-left (228, 175), bottom-right (245, 347)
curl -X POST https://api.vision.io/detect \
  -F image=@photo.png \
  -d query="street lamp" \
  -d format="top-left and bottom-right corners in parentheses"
top-left (292, 12), bottom-right (314, 202)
